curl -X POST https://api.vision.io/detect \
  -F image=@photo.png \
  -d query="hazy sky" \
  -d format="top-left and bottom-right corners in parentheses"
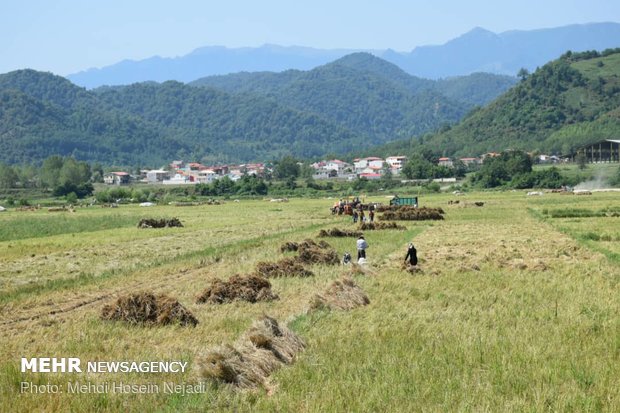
top-left (1, 0), bottom-right (619, 75)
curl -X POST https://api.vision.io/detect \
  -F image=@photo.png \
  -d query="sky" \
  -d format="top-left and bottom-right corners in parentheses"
top-left (1, 0), bottom-right (619, 76)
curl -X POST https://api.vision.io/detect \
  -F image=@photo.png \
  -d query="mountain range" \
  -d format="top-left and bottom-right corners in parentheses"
top-left (67, 22), bottom-right (620, 88)
top-left (0, 54), bottom-right (514, 165)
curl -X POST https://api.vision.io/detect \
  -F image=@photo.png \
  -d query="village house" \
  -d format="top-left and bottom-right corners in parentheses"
top-left (103, 172), bottom-right (130, 185)
top-left (385, 156), bottom-right (406, 168)
top-left (145, 170), bottom-right (169, 183)
top-left (163, 173), bottom-right (195, 185)
top-left (353, 157), bottom-right (384, 174)
top-left (324, 159), bottom-right (351, 174)
top-left (438, 157), bottom-right (453, 167)
top-left (459, 157), bottom-right (480, 166)
top-left (241, 163), bottom-right (266, 176)
top-left (196, 169), bottom-right (217, 184)
top-left (169, 160), bottom-right (184, 170)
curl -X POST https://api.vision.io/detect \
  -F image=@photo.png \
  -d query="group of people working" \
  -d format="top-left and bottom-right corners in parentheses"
top-left (348, 236), bottom-right (417, 267)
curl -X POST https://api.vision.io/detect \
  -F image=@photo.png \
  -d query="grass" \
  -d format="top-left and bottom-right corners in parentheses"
top-left (0, 192), bottom-right (619, 412)
top-left (534, 162), bottom-right (619, 185)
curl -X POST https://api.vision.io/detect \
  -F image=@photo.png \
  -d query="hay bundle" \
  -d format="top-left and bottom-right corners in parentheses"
top-left (280, 241), bottom-right (299, 252)
top-left (137, 218), bottom-right (183, 228)
top-left (196, 344), bottom-right (280, 389)
top-left (318, 228), bottom-right (363, 238)
top-left (196, 316), bottom-right (305, 389)
top-left (255, 258), bottom-right (314, 278)
top-left (101, 292), bottom-right (198, 327)
top-left (297, 240), bottom-right (339, 265)
top-left (309, 277), bottom-right (370, 311)
top-left (375, 205), bottom-right (399, 212)
top-left (196, 275), bottom-right (278, 304)
top-left (244, 316), bottom-right (306, 364)
top-left (359, 222), bottom-right (406, 231)
top-left (380, 206), bottom-right (444, 221)
top-left (156, 295), bottom-right (200, 326)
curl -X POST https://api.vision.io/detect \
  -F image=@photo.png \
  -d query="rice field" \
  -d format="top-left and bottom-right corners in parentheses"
top-left (0, 191), bottom-right (618, 412)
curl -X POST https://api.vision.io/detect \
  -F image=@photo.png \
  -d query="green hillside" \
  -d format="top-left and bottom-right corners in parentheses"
top-left (94, 81), bottom-right (362, 162)
top-left (418, 49), bottom-right (620, 157)
top-left (191, 53), bottom-right (516, 139)
top-left (0, 71), bottom-right (362, 165)
top-left (192, 53), bottom-right (470, 141)
top-left (2, 54), bottom-right (494, 166)
top-left (0, 71), bottom-right (181, 165)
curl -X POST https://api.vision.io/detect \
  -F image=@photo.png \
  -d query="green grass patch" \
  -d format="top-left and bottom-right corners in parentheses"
top-left (0, 213), bottom-right (139, 242)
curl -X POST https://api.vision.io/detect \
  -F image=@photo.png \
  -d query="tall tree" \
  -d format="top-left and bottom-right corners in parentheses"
top-left (0, 163), bottom-right (18, 189)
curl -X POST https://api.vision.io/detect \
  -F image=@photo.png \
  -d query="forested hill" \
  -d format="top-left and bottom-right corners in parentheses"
top-left (369, 49), bottom-right (620, 158)
top-left (1, 53), bottom-right (516, 166)
top-left (0, 70), bottom-right (361, 165)
top-left (93, 81), bottom-right (361, 162)
top-left (191, 53), bottom-right (470, 141)
top-left (191, 53), bottom-right (516, 110)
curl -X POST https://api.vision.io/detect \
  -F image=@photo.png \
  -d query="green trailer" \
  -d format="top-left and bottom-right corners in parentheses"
top-left (390, 195), bottom-right (418, 207)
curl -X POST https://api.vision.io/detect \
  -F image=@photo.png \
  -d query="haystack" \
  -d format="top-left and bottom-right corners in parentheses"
top-left (359, 222), bottom-right (406, 231)
top-left (380, 206), bottom-right (444, 221)
top-left (309, 277), bottom-right (370, 311)
top-left (296, 239), bottom-right (339, 265)
top-left (280, 241), bottom-right (299, 252)
top-left (137, 218), bottom-right (183, 228)
top-left (244, 316), bottom-right (306, 364)
top-left (195, 316), bottom-right (305, 389)
top-left (318, 228), bottom-right (363, 238)
top-left (100, 292), bottom-right (198, 327)
top-left (196, 275), bottom-right (278, 304)
top-left (254, 258), bottom-right (314, 278)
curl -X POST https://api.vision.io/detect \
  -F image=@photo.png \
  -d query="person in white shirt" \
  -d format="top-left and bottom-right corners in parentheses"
top-left (356, 235), bottom-right (368, 261)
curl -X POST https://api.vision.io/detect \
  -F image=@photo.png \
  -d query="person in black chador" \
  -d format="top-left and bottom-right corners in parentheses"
top-left (404, 243), bottom-right (417, 266)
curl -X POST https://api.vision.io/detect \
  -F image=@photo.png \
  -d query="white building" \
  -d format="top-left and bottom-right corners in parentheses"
top-left (386, 156), bottom-right (407, 169)
top-left (146, 170), bottom-right (169, 183)
top-left (163, 174), bottom-right (195, 185)
top-left (196, 169), bottom-right (217, 184)
top-left (438, 157), bottom-right (453, 167)
top-left (353, 157), bottom-right (384, 174)
top-left (325, 160), bottom-right (351, 174)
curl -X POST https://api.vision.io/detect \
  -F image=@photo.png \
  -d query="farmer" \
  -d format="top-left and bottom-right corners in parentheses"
top-left (352, 210), bottom-right (358, 223)
top-left (369, 209), bottom-right (375, 223)
top-left (356, 235), bottom-right (368, 261)
top-left (359, 209), bottom-right (366, 222)
top-left (404, 243), bottom-right (418, 266)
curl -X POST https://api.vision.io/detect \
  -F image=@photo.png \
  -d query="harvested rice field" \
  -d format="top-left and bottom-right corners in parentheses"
top-left (1, 192), bottom-right (619, 412)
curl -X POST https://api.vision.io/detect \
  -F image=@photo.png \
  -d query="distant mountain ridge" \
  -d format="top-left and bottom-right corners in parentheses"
top-left (66, 22), bottom-right (620, 88)
top-left (190, 52), bottom-right (516, 113)
top-left (1, 54), bottom-right (496, 165)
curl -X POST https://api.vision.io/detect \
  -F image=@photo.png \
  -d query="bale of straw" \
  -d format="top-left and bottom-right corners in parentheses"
top-left (244, 316), bottom-right (306, 364)
top-left (359, 222), bottom-right (406, 231)
top-left (297, 242), bottom-right (339, 265)
top-left (195, 344), bottom-right (280, 389)
top-left (100, 292), bottom-right (198, 327)
top-left (195, 316), bottom-right (305, 389)
top-left (255, 258), bottom-right (314, 278)
top-left (318, 228), bottom-right (363, 238)
top-left (196, 275), bottom-right (278, 304)
top-left (379, 207), bottom-right (444, 221)
top-left (156, 295), bottom-right (199, 326)
top-left (309, 277), bottom-right (370, 311)
top-left (280, 241), bottom-right (299, 252)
